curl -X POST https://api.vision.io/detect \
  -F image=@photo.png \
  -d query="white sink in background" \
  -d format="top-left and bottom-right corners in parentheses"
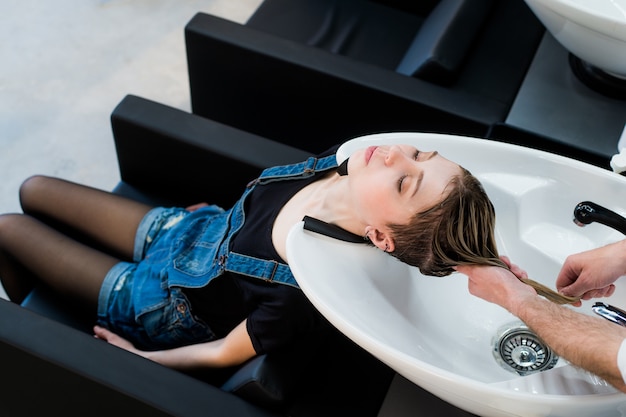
top-left (287, 132), bottom-right (626, 417)
top-left (524, 0), bottom-right (626, 78)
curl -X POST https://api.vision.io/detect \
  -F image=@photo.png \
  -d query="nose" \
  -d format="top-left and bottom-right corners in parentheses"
top-left (384, 146), bottom-right (406, 166)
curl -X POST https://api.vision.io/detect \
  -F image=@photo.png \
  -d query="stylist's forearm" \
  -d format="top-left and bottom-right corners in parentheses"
top-left (512, 297), bottom-right (626, 393)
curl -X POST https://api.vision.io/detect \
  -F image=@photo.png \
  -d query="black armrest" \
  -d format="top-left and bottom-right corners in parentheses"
top-left (20, 286), bottom-right (308, 409)
top-left (1, 298), bottom-right (278, 417)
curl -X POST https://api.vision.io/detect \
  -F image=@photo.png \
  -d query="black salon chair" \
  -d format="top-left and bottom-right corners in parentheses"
top-left (5, 95), bottom-right (395, 417)
top-left (185, 0), bottom-right (544, 153)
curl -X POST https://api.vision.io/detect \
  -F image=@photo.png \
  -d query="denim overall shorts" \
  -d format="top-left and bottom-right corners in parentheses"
top-left (97, 154), bottom-right (339, 350)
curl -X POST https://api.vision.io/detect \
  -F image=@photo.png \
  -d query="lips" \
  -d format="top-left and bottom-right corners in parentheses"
top-left (365, 146), bottom-right (377, 164)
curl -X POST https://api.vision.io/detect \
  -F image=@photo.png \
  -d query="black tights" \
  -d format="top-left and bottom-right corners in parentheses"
top-left (0, 175), bottom-right (153, 308)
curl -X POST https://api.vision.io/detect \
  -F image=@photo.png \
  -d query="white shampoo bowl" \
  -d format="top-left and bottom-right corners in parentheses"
top-left (287, 132), bottom-right (626, 417)
top-left (524, 0), bottom-right (626, 78)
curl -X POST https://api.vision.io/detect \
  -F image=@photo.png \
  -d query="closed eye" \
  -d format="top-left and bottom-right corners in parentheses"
top-left (398, 174), bottom-right (407, 192)
top-left (398, 150), bottom-right (421, 191)
top-left (398, 149), bottom-right (421, 191)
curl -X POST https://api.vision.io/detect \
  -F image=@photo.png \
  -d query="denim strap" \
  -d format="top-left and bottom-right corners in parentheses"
top-left (223, 252), bottom-right (298, 288)
top-left (220, 153), bottom-right (339, 289)
top-left (256, 154), bottom-right (338, 183)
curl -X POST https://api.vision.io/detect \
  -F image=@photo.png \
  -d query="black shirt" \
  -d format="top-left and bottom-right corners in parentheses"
top-left (183, 146), bottom-right (339, 354)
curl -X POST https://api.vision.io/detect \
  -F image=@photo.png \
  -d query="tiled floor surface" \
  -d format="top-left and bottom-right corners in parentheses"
top-left (1, 0), bottom-right (262, 299)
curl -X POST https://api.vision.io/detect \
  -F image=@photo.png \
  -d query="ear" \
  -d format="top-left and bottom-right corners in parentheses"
top-left (364, 226), bottom-right (395, 253)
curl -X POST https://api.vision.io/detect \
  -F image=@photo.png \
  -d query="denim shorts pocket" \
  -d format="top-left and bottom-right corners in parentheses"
top-left (173, 215), bottom-right (226, 277)
top-left (139, 291), bottom-right (215, 349)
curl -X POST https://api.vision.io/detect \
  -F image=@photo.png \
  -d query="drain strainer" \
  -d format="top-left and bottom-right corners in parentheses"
top-left (493, 321), bottom-right (559, 376)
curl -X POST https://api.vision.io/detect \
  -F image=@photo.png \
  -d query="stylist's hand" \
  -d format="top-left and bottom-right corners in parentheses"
top-left (456, 256), bottom-right (534, 315)
top-left (499, 255), bottom-right (528, 280)
top-left (556, 240), bottom-right (626, 303)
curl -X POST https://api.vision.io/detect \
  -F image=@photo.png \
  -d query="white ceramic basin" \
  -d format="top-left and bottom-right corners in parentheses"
top-left (524, 0), bottom-right (626, 78)
top-left (286, 132), bottom-right (626, 417)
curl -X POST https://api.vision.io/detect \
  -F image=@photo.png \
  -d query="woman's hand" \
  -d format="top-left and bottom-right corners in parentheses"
top-left (93, 320), bottom-right (257, 370)
top-left (186, 202), bottom-right (209, 212)
top-left (94, 325), bottom-right (142, 356)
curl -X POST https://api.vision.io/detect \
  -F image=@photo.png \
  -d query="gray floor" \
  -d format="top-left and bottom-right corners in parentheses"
top-left (1, 0), bottom-right (262, 299)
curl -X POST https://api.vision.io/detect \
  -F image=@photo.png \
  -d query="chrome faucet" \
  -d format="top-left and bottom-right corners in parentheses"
top-left (592, 303), bottom-right (626, 327)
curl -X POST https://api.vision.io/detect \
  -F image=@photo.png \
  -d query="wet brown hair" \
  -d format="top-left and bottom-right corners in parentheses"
top-left (388, 168), bottom-right (579, 305)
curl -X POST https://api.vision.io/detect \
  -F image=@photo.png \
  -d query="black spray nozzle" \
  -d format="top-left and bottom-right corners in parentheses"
top-left (573, 201), bottom-right (626, 235)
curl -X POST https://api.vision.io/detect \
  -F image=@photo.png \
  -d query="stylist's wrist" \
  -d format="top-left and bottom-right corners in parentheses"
top-left (505, 280), bottom-right (539, 317)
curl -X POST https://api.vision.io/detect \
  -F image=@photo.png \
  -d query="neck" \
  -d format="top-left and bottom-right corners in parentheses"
top-left (304, 173), bottom-right (363, 235)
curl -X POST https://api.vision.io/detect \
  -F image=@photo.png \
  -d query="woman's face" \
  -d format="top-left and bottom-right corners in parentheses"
top-left (347, 144), bottom-right (461, 230)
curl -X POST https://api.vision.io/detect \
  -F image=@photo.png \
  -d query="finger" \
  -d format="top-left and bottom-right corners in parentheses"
top-left (455, 264), bottom-right (473, 274)
top-left (556, 270), bottom-right (578, 292)
top-left (558, 281), bottom-right (582, 297)
top-left (606, 284), bottom-right (616, 297)
top-left (508, 264), bottom-right (527, 279)
top-left (93, 325), bottom-right (113, 340)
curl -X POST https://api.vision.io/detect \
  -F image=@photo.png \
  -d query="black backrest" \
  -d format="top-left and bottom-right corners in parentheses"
top-left (111, 95), bottom-right (312, 209)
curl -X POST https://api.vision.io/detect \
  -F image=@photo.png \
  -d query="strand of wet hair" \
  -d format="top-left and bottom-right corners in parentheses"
top-left (479, 258), bottom-right (581, 305)
top-left (518, 276), bottom-right (581, 305)
top-left (487, 256), bottom-right (581, 305)
top-left (487, 258), bottom-right (581, 305)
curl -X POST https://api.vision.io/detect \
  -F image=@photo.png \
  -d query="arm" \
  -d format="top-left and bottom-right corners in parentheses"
top-left (516, 290), bottom-right (626, 392)
top-left (94, 319), bottom-right (257, 370)
top-left (556, 239), bottom-right (626, 303)
top-left (458, 264), bottom-right (626, 393)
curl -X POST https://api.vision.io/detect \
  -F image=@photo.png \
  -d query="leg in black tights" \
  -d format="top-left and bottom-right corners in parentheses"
top-left (0, 175), bottom-right (153, 307)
